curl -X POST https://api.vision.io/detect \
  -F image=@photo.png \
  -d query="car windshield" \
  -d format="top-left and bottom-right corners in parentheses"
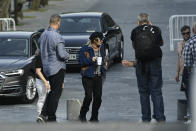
top-left (59, 17), bottom-right (101, 33)
top-left (0, 38), bottom-right (29, 57)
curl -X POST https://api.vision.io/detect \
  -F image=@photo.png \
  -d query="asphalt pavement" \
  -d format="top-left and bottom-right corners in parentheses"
top-left (1, 0), bottom-right (196, 130)
top-left (16, 0), bottom-right (99, 31)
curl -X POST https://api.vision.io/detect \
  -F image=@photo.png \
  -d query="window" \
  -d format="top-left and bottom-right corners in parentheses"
top-left (0, 38), bottom-right (28, 57)
top-left (31, 37), bottom-right (39, 56)
top-left (59, 17), bottom-right (101, 33)
top-left (102, 15), bottom-right (116, 32)
top-left (104, 15), bottom-right (116, 27)
top-left (102, 16), bottom-right (108, 32)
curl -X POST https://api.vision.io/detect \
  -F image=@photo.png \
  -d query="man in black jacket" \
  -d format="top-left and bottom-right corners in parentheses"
top-left (130, 13), bottom-right (166, 122)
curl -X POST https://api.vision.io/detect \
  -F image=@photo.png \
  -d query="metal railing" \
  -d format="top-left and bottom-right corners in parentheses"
top-left (169, 15), bottom-right (196, 51)
top-left (0, 18), bottom-right (16, 31)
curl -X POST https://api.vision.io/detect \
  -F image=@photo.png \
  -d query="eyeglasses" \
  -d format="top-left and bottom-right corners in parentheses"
top-left (182, 32), bottom-right (190, 35)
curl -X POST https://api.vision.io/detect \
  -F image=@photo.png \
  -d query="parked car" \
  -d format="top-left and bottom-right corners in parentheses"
top-left (0, 31), bottom-right (41, 103)
top-left (59, 12), bottom-right (124, 69)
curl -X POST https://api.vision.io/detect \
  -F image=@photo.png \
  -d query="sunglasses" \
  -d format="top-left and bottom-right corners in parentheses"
top-left (95, 38), bottom-right (104, 41)
top-left (182, 32), bottom-right (190, 35)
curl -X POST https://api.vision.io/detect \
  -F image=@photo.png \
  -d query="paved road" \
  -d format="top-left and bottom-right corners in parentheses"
top-left (17, 0), bottom-right (99, 31)
top-left (0, 0), bottom-right (196, 126)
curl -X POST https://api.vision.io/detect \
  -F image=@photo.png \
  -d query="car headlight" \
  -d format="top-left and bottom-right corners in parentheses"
top-left (2, 69), bottom-right (24, 77)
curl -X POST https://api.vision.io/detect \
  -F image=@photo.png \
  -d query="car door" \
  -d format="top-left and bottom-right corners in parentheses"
top-left (102, 14), bottom-right (118, 59)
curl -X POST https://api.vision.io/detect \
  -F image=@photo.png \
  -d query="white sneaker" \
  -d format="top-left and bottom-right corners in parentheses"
top-left (151, 118), bottom-right (157, 124)
top-left (184, 119), bottom-right (191, 124)
top-left (36, 115), bottom-right (47, 124)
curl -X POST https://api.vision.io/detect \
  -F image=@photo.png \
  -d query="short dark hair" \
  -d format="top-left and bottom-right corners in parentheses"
top-left (50, 14), bottom-right (61, 25)
top-left (89, 32), bottom-right (103, 42)
top-left (181, 25), bottom-right (190, 32)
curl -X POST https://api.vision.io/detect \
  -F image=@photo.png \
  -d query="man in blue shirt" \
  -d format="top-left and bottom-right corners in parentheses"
top-left (37, 14), bottom-right (69, 123)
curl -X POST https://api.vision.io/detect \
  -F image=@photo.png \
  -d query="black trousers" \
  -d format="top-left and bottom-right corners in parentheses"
top-left (80, 76), bottom-right (103, 120)
top-left (41, 69), bottom-right (65, 121)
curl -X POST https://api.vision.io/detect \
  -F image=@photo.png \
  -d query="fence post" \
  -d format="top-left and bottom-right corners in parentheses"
top-left (0, 18), bottom-right (16, 31)
top-left (66, 99), bottom-right (81, 121)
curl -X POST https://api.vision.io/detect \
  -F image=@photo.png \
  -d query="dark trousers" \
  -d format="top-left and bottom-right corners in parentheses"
top-left (80, 76), bottom-right (103, 120)
top-left (136, 58), bottom-right (166, 122)
top-left (41, 69), bottom-right (65, 121)
top-left (182, 67), bottom-right (193, 115)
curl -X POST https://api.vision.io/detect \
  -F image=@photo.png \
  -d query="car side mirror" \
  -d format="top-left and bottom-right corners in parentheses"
top-left (37, 28), bottom-right (45, 34)
top-left (107, 26), bottom-right (120, 32)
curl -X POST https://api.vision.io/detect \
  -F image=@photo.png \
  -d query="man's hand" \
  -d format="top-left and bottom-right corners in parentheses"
top-left (175, 73), bottom-right (180, 83)
top-left (122, 60), bottom-right (136, 67)
top-left (44, 82), bottom-right (50, 91)
top-left (182, 83), bottom-right (187, 89)
top-left (122, 60), bottom-right (130, 67)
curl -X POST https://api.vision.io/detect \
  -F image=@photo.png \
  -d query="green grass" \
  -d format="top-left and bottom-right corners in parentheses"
top-left (24, 8), bottom-right (48, 13)
top-left (23, 16), bottom-right (36, 19)
top-left (48, 4), bottom-right (56, 6)
top-left (49, 0), bottom-right (64, 1)
top-left (17, 23), bottom-right (25, 26)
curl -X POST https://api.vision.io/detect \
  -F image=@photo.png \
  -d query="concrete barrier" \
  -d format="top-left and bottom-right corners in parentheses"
top-left (177, 99), bottom-right (187, 120)
top-left (67, 99), bottom-right (81, 121)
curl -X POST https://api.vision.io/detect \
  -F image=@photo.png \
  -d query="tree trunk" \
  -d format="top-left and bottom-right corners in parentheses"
top-left (0, 0), bottom-right (11, 31)
top-left (40, 0), bottom-right (48, 7)
top-left (0, 0), bottom-right (11, 18)
top-left (45, 0), bottom-right (48, 5)
top-left (31, 0), bottom-right (40, 10)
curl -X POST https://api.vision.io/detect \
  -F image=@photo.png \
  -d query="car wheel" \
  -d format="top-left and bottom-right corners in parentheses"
top-left (104, 48), bottom-right (110, 70)
top-left (22, 76), bottom-right (37, 103)
top-left (114, 40), bottom-right (124, 62)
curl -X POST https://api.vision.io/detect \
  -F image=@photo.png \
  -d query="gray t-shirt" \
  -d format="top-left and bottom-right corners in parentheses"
top-left (94, 49), bottom-right (101, 75)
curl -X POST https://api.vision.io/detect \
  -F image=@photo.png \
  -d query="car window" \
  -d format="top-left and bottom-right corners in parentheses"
top-left (31, 37), bottom-right (39, 56)
top-left (104, 15), bottom-right (116, 27)
top-left (102, 15), bottom-right (116, 32)
top-left (102, 16), bottom-right (108, 32)
top-left (0, 38), bottom-right (28, 57)
top-left (59, 17), bottom-right (101, 33)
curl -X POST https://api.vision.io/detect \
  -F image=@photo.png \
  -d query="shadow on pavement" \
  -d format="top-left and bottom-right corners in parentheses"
top-left (66, 67), bottom-right (81, 73)
top-left (0, 97), bottom-right (37, 105)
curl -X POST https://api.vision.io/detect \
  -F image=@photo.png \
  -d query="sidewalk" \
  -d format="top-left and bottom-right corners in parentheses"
top-left (0, 122), bottom-right (189, 131)
top-left (16, 0), bottom-right (98, 31)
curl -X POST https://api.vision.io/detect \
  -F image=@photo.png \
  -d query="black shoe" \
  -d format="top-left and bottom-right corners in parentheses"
top-left (89, 118), bottom-right (99, 122)
top-left (47, 119), bottom-right (57, 123)
top-left (36, 115), bottom-right (47, 124)
top-left (79, 115), bottom-right (87, 122)
top-left (47, 116), bottom-right (56, 123)
top-left (142, 120), bottom-right (151, 123)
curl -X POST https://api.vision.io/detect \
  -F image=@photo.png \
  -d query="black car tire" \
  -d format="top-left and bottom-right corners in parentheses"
top-left (22, 76), bottom-right (37, 103)
top-left (114, 40), bottom-right (124, 63)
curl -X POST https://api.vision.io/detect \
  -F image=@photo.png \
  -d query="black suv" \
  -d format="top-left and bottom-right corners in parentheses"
top-left (0, 31), bottom-right (41, 103)
top-left (59, 12), bottom-right (124, 69)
